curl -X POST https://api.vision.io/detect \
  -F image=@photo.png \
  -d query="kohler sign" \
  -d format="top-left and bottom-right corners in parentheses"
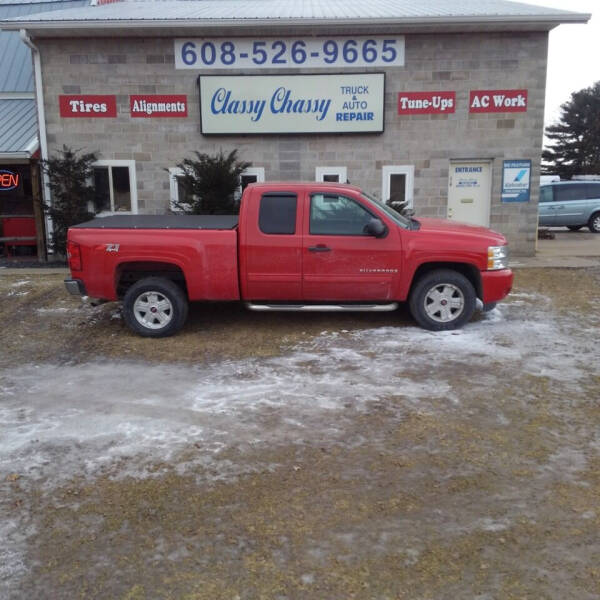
top-left (198, 73), bottom-right (385, 135)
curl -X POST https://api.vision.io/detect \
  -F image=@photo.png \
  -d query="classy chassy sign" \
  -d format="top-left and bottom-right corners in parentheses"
top-left (199, 73), bottom-right (385, 134)
top-left (176, 36), bottom-right (404, 70)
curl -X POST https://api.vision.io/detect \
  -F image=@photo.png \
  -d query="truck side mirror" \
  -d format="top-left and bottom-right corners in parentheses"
top-left (364, 218), bottom-right (387, 238)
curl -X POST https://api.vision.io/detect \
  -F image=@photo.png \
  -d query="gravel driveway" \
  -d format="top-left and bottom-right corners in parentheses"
top-left (1, 268), bottom-right (599, 599)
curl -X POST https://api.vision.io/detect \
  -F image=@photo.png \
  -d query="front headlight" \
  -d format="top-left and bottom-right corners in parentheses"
top-left (487, 245), bottom-right (509, 270)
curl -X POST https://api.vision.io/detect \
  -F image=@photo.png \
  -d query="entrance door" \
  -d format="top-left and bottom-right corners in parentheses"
top-left (447, 161), bottom-right (492, 227)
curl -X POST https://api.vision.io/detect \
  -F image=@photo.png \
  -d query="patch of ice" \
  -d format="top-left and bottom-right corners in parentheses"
top-left (35, 308), bottom-right (74, 314)
top-left (10, 280), bottom-right (31, 288)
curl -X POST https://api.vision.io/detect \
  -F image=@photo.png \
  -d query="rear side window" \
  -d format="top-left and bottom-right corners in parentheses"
top-left (259, 194), bottom-right (297, 234)
top-left (539, 186), bottom-right (553, 203)
top-left (554, 184), bottom-right (587, 202)
top-left (586, 183), bottom-right (600, 199)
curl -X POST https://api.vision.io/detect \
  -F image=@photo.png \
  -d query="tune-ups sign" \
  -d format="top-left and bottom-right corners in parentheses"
top-left (398, 91), bottom-right (455, 115)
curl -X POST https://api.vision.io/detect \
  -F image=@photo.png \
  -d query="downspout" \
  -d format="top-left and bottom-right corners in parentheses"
top-left (20, 28), bottom-right (53, 255)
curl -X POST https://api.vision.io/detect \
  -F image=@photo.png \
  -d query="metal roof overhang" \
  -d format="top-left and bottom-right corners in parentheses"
top-left (1, 13), bottom-right (591, 38)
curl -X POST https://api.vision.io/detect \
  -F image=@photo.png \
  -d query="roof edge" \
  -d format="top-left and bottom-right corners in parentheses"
top-left (0, 12), bottom-right (591, 33)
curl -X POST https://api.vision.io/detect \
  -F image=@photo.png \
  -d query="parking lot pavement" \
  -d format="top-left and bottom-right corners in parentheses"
top-left (514, 228), bottom-right (600, 268)
top-left (1, 267), bottom-right (599, 599)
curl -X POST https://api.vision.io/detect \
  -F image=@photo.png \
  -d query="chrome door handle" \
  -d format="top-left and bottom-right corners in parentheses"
top-left (308, 245), bottom-right (331, 252)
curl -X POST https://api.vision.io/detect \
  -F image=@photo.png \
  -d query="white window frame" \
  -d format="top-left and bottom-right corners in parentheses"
top-left (235, 167), bottom-right (265, 204)
top-left (315, 166), bottom-right (347, 183)
top-left (239, 166), bottom-right (265, 192)
top-left (168, 167), bottom-right (192, 213)
top-left (93, 160), bottom-right (138, 214)
top-left (382, 165), bottom-right (414, 209)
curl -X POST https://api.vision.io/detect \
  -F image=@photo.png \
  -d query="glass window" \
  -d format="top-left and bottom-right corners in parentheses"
top-left (389, 173), bottom-right (407, 203)
top-left (112, 166), bottom-right (131, 212)
top-left (323, 174), bottom-right (340, 183)
top-left (539, 186), bottom-right (553, 203)
top-left (0, 165), bottom-right (34, 216)
top-left (93, 165), bottom-right (132, 213)
top-left (259, 194), bottom-right (297, 235)
top-left (382, 165), bottom-right (414, 209)
top-left (554, 184), bottom-right (587, 202)
top-left (93, 167), bottom-right (111, 213)
top-left (241, 174), bottom-right (258, 192)
top-left (176, 177), bottom-right (193, 207)
top-left (310, 194), bottom-right (374, 236)
top-left (585, 183), bottom-right (600, 199)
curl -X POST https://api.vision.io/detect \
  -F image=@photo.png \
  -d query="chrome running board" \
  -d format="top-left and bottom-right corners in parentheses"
top-left (245, 302), bottom-right (399, 313)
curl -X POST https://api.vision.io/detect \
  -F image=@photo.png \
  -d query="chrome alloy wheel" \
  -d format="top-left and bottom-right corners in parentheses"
top-left (133, 291), bottom-right (174, 330)
top-left (423, 283), bottom-right (465, 323)
top-left (592, 214), bottom-right (600, 233)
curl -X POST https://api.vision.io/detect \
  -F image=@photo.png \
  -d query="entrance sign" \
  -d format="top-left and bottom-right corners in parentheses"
top-left (469, 89), bottom-right (528, 113)
top-left (0, 169), bottom-right (19, 191)
top-left (130, 95), bottom-right (188, 118)
top-left (398, 91), bottom-right (455, 115)
top-left (501, 160), bottom-right (531, 202)
top-left (59, 95), bottom-right (117, 118)
top-left (176, 36), bottom-right (404, 70)
top-left (199, 73), bottom-right (385, 134)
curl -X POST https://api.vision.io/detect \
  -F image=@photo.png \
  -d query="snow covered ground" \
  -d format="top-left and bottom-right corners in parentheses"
top-left (1, 282), bottom-right (599, 599)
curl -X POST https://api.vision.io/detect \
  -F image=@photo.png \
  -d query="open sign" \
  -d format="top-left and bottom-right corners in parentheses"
top-left (0, 170), bottom-right (19, 191)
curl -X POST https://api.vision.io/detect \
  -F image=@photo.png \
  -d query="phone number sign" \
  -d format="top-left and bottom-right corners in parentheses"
top-left (175, 36), bottom-right (404, 70)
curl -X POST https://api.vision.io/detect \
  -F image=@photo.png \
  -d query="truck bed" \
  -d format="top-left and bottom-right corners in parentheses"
top-left (72, 215), bottom-right (239, 230)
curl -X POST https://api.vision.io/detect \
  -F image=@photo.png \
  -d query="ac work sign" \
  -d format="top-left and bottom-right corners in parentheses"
top-left (470, 90), bottom-right (528, 113)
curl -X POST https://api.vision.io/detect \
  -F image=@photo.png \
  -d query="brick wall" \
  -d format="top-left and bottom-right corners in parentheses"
top-left (38, 31), bottom-right (548, 255)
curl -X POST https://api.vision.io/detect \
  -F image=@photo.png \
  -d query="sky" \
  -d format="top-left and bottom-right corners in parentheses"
top-left (518, 0), bottom-right (599, 127)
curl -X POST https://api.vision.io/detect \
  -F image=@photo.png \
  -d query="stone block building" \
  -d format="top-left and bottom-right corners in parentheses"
top-left (1, 0), bottom-right (589, 255)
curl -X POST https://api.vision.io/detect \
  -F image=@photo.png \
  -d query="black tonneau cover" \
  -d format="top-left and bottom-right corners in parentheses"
top-left (72, 215), bottom-right (239, 230)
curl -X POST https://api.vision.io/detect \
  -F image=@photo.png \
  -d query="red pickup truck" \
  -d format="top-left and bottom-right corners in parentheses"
top-left (65, 182), bottom-right (513, 337)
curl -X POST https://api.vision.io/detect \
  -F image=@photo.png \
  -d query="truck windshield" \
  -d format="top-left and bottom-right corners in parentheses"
top-left (360, 191), bottom-right (412, 229)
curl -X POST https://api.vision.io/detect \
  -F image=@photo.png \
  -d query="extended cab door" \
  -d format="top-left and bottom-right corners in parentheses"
top-left (302, 191), bottom-right (402, 301)
top-left (240, 189), bottom-right (303, 300)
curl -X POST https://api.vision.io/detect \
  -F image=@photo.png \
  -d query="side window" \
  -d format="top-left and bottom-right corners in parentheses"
top-left (382, 165), bottom-right (414, 208)
top-left (92, 160), bottom-right (137, 214)
top-left (586, 183), bottom-right (600, 200)
top-left (539, 186), bottom-right (553, 203)
top-left (168, 167), bottom-right (193, 213)
top-left (310, 194), bottom-right (373, 236)
top-left (554, 184), bottom-right (587, 202)
top-left (259, 194), bottom-right (297, 235)
top-left (315, 166), bottom-right (347, 183)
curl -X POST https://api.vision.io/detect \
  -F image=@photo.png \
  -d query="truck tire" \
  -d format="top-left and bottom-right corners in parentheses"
top-left (409, 269), bottom-right (476, 331)
top-left (122, 277), bottom-right (188, 337)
